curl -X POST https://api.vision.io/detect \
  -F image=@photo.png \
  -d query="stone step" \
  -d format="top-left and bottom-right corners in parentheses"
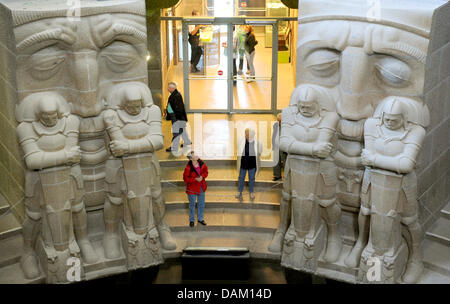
top-left (0, 212), bottom-right (22, 241)
top-left (425, 218), bottom-right (450, 247)
top-left (160, 164), bottom-right (279, 183)
top-left (162, 179), bottom-right (282, 189)
top-left (0, 234), bottom-right (22, 268)
top-left (163, 186), bottom-right (281, 210)
top-left (0, 262), bottom-right (45, 284)
top-left (422, 239), bottom-right (450, 277)
top-left (0, 193), bottom-right (9, 217)
top-left (165, 230), bottom-right (280, 261)
top-left (441, 202), bottom-right (450, 221)
top-left (159, 158), bottom-right (275, 168)
top-left (165, 208), bottom-right (279, 233)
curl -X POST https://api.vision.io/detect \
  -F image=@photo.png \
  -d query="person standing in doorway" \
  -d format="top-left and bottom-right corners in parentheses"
top-left (237, 25), bottom-right (249, 76)
top-left (272, 113), bottom-right (287, 181)
top-left (166, 82), bottom-right (191, 153)
top-left (188, 9), bottom-right (203, 73)
top-left (184, 151), bottom-right (208, 227)
top-left (236, 128), bottom-right (263, 200)
top-left (244, 25), bottom-right (258, 82)
top-left (224, 26), bottom-right (239, 85)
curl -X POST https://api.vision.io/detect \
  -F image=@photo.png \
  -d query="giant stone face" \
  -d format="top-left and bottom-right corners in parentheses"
top-left (12, 0), bottom-right (148, 117)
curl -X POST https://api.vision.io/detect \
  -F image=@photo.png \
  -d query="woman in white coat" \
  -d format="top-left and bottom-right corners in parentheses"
top-left (236, 128), bottom-right (263, 200)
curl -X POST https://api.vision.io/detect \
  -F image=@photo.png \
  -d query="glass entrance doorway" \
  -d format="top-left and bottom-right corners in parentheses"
top-left (162, 16), bottom-right (297, 114)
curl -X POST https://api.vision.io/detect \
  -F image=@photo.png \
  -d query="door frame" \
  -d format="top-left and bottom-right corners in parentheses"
top-left (161, 16), bottom-right (297, 114)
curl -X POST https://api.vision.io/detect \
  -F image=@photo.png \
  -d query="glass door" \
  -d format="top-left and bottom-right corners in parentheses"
top-left (181, 17), bottom-right (279, 114)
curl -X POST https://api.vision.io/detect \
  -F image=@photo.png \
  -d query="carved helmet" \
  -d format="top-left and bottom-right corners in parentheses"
top-left (289, 84), bottom-right (336, 114)
top-left (374, 96), bottom-right (430, 128)
top-left (15, 91), bottom-right (70, 123)
top-left (107, 81), bottom-right (154, 110)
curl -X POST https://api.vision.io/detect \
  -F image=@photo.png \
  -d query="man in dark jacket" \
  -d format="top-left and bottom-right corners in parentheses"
top-left (188, 9), bottom-right (203, 73)
top-left (166, 82), bottom-right (191, 152)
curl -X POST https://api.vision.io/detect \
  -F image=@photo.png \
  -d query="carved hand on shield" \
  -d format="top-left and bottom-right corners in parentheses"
top-left (110, 140), bottom-right (129, 157)
top-left (66, 146), bottom-right (81, 165)
top-left (361, 149), bottom-right (375, 166)
top-left (312, 142), bottom-right (333, 158)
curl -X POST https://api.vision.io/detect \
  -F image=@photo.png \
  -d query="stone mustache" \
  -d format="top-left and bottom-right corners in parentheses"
top-left (10, 1), bottom-right (176, 283)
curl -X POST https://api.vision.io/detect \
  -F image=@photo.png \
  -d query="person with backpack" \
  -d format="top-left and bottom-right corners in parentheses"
top-left (183, 151), bottom-right (208, 227)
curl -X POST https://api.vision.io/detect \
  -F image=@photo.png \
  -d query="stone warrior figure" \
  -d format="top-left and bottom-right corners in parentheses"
top-left (272, 84), bottom-right (342, 271)
top-left (16, 92), bottom-right (98, 282)
top-left (358, 96), bottom-right (429, 283)
top-left (102, 81), bottom-right (171, 268)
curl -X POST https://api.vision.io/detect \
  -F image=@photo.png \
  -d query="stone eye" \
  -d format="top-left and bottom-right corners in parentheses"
top-left (375, 56), bottom-right (411, 88)
top-left (305, 49), bottom-right (340, 77)
top-left (29, 52), bottom-right (65, 80)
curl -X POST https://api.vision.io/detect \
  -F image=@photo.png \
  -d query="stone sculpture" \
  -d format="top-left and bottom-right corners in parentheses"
top-left (103, 82), bottom-right (165, 268)
top-left (358, 96), bottom-right (429, 283)
top-left (285, 0), bottom-right (447, 282)
top-left (0, 0), bottom-right (177, 281)
top-left (274, 84), bottom-right (341, 271)
top-left (16, 92), bottom-right (97, 283)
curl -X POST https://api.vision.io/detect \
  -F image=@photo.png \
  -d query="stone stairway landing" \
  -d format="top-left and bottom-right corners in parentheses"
top-left (163, 186), bottom-right (281, 209)
top-left (425, 217), bottom-right (450, 247)
top-left (165, 207), bottom-right (279, 233)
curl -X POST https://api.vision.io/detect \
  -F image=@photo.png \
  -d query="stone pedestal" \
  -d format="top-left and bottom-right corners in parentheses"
top-left (281, 223), bottom-right (325, 273)
top-left (120, 224), bottom-right (163, 270)
top-left (37, 238), bottom-right (85, 284)
top-left (358, 241), bottom-right (408, 284)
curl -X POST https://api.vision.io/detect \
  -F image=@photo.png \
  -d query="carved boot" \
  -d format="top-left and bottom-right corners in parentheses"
top-left (268, 230), bottom-right (285, 253)
top-left (20, 213), bottom-right (41, 279)
top-left (402, 259), bottom-right (424, 284)
top-left (157, 220), bottom-right (176, 250)
top-left (103, 195), bottom-right (123, 259)
top-left (20, 251), bottom-right (40, 280)
top-left (72, 204), bottom-right (99, 264)
top-left (402, 221), bottom-right (424, 283)
top-left (322, 201), bottom-right (342, 263)
top-left (323, 222), bottom-right (342, 263)
top-left (345, 211), bottom-right (370, 268)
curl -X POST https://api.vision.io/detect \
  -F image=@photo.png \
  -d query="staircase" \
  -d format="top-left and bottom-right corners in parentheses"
top-left (0, 159), bottom-right (448, 284)
top-left (422, 201), bottom-right (450, 279)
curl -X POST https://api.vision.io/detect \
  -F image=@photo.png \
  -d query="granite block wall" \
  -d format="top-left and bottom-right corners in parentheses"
top-left (417, 2), bottom-right (450, 231)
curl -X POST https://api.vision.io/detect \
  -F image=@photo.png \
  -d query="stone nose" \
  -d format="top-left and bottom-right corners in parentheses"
top-left (70, 51), bottom-right (99, 92)
top-left (337, 47), bottom-right (374, 120)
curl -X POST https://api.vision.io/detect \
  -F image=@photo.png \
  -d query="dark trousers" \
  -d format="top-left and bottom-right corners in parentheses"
top-left (171, 119), bottom-right (191, 150)
top-left (238, 58), bottom-right (250, 71)
top-left (190, 44), bottom-right (203, 68)
top-left (273, 151), bottom-right (287, 178)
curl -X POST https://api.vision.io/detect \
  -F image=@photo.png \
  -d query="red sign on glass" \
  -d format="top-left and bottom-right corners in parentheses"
top-left (241, 2), bottom-right (247, 8)
top-left (218, 70), bottom-right (223, 76)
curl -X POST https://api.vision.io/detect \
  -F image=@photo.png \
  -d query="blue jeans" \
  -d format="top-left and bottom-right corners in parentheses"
top-left (188, 188), bottom-right (205, 222)
top-left (238, 168), bottom-right (256, 193)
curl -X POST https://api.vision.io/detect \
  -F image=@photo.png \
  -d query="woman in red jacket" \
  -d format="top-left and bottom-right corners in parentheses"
top-left (183, 151), bottom-right (208, 227)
